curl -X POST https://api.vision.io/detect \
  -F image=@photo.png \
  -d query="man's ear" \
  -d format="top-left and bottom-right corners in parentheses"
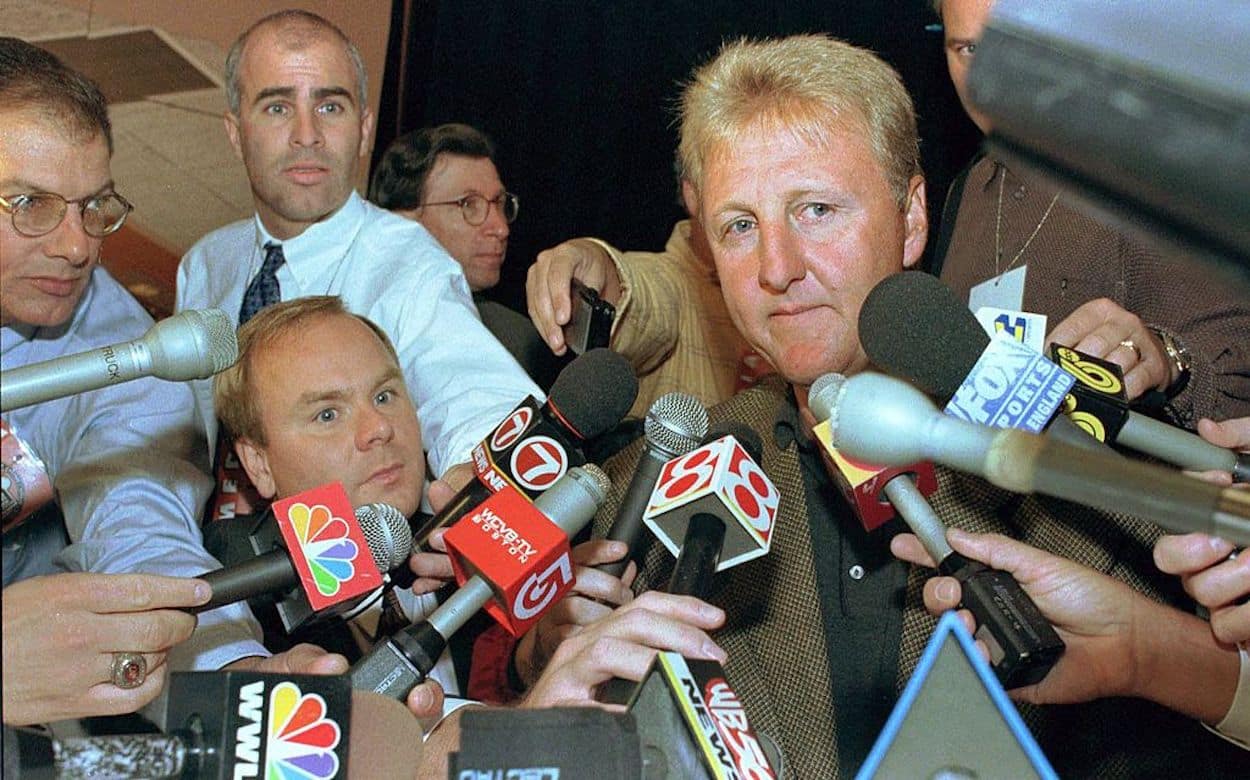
top-left (224, 112), bottom-right (244, 162)
top-left (680, 179), bottom-right (700, 219)
top-left (235, 437), bottom-right (277, 499)
top-left (358, 107), bottom-right (376, 160)
top-left (901, 174), bottom-right (928, 270)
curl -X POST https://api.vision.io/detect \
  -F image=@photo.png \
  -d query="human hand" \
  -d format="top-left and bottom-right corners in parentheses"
top-left (1154, 533), bottom-right (1249, 646)
top-left (890, 528), bottom-right (1146, 707)
top-left (410, 527), bottom-right (455, 597)
top-left (526, 238), bottom-right (622, 355)
top-left (224, 643), bottom-right (349, 676)
top-left (1185, 417), bottom-right (1250, 487)
top-left (521, 591), bottom-right (726, 709)
top-left (513, 539), bottom-right (637, 688)
top-left (1046, 297), bottom-right (1170, 400)
top-left (1, 572), bottom-right (207, 725)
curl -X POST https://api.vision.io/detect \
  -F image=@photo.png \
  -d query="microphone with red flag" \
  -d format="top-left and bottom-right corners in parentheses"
top-left (411, 348), bottom-right (637, 549)
top-left (195, 483), bottom-right (410, 633)
top-left (812, 373), bottom-right (1064, 689)
top-left (351, 465), bottom-right (610, 702)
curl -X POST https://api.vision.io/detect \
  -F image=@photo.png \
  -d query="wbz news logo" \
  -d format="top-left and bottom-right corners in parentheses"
top-left (233, 680), bottom-right (343, 780)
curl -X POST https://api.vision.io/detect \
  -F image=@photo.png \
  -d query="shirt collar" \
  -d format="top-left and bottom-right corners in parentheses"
top-left (251, 192), bottom-right (367, 279)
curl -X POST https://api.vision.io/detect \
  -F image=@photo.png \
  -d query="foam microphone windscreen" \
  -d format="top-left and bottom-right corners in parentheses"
top-left (859, 272), bottom-right (989, 401)
top-left (547, 347), bottom-right (639, 439)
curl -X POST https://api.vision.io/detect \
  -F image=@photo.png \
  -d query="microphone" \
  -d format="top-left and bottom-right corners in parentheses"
top-left (599, 392), bottom-right (708, 577)
top-left (410, 348), bottom-right (637, 549)
top-left (3, 671), bottom-right (363, 780)
top-left (195, 484), bottom-right (410, 633)
top-left (825, 371), bottom-right (1250, 547)
top-left (860, 272), bottom-right (1248, 479)
top-left (642, 424), bottom-right (779, 598)
top-left (351, 465), bottom-right (610, 702)
top-left (811, 374), bottom-right (1065, 689)
top-left (0, 308), bottom-right (237, 412)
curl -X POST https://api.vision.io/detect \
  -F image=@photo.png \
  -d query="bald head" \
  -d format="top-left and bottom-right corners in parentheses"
top-left (224, 10), bottom-right (367, 114)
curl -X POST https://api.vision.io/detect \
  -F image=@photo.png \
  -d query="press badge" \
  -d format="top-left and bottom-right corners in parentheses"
top-left (969, 264), bottom-right (1027, 313)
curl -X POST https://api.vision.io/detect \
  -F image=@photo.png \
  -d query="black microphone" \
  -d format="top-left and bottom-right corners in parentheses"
top-left (1, 308), bottom-right (237, 412)
top-left (351, 465), bottom-right (610, 702)
top-left (600, 392), bottom-right (708, 577)
top-left (858, 272), bottom-right (1106, 453)
top-left (860, 272), bottom-right (1247, 482)
top-left (664, 424), bottom-right (768, 599)
top-left (194, 503), bottom-right (410, 614)
top-left (811, 373), bottom-right (1065, 689)
top-left (827, 371), bottom-right (1250, 547)
top-left (410, 348), bottom-right (637, 549)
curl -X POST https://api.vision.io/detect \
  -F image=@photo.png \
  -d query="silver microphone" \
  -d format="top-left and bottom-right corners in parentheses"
top-left (1, 308), bottom-right (237, 411)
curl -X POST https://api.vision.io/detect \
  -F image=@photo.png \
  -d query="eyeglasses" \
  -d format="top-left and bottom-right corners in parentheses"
top-left (0, 191), bottom-right (133, 238)
top-left (419, 192), bottom-right (519, 226)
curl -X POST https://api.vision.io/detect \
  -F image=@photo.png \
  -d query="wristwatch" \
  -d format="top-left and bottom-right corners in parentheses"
top-left (1149, 326), bottom-right (1192, 398)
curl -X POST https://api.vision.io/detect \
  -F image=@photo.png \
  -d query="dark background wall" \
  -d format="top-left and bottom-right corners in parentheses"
top-left (373, 0), bottom-right (982, 312)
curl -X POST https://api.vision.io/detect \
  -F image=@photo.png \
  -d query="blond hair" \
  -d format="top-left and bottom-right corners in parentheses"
top-left (678, 34), bottom-right (920, 208)
top-left (213, 296), bottom-right (399, 445)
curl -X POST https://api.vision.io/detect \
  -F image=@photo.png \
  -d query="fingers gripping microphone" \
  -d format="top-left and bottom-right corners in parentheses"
top-left (0, 308), bottom-right (237, 412)
top-left (600, 392), bottom-right (708, 577)
top-left (351, 465), bottom-right (610, 702)
top-left (195, 484), bottom-right (410, 634)
top-left (812, 374), bottom-right (1065, 689)
top-left (860, 273), bottom-right (1246, 479)
top-left (411, 348), bottom-right (637, 549)
top-left (827, 371), bottom-right (1250, 547)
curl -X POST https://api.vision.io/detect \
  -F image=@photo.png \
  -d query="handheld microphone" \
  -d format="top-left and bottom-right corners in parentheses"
top-left (859, 273), bottom-right (1101, 452)
top-left (860, 272), bottom-right (1248, 480)
top-left (811, 374), bottom-right (1065, 689)
top-left (600, 392), bottom-right (708, 577)
top-left (195, 484), bottom-right (410, 634)
top-left (643, 424), bottom-right (779, 597)
top-left (350, 465), bottom-right (610, 702)
top-left (826, 371), bottom-right (1250, 547)
top-left (410, 348), bottom-right (637, 549)
top-left (0, 308), bottom-right (237, 412)
top-left (2, 671), bottom-right (358, 780)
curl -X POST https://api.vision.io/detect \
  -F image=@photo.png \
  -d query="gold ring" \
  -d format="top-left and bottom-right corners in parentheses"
top-left (1118, 339), bottom-right (1142, 362)
top-left (110, 652), bottom-right (147, 689)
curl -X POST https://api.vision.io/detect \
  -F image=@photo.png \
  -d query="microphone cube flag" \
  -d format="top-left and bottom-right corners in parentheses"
top-left (273, 482), bottom-right (383, 613)
top-left (1048, 344), bottom-right (1130, 443)
top-left (444, 485), bottom-right (575, 636)
top-left (644, 435), bottom-right (779, 571)
top-left (812, 419), bottom-right (938, 531)
top-left (945, 331), bottom-right (1075, 434)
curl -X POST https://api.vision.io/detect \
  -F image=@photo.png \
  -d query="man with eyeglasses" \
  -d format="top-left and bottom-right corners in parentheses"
top-left (177, 12), bottom-right (541, 529)
top-left (371, 123), bottom-right (564, 389)
top-left (1, 38), bottom-right (348, 727)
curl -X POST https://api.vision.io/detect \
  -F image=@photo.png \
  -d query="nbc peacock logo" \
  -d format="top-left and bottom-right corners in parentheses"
top-left (263, 681), bottom-right (343, 780)
top-left (287, 502), bottom-right (360, 596)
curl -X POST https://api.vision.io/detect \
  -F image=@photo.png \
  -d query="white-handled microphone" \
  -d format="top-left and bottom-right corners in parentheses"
top-left (825, 371), bottom-right (1250, 547)
top-left (1, 308), bottom-right (237, 412)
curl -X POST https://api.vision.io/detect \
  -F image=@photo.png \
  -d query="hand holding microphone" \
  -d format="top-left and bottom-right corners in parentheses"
top-left (1, 308), bottom-right (237, 412)
top-left (890, 527), bottom-right (1240, 725)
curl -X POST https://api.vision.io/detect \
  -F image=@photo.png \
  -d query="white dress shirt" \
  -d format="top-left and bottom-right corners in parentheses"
top-left (1, 268), bottom-right (266, 671)
top-left (176, 192), bottom-right (542, 478)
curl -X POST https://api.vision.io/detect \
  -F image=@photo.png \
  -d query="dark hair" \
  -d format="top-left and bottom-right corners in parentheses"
top-left (0, 37), bottom-right (113, 153)
top-left (369, 123), bottom-right (497, 210)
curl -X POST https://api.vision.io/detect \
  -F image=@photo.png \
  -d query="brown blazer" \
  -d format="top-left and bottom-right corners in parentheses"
top-left (596, 377), bottom-right (1247, 779)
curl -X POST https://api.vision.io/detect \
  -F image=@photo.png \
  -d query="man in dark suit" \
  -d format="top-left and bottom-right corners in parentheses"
top-left (590, 34), bottom-right (1246, 778)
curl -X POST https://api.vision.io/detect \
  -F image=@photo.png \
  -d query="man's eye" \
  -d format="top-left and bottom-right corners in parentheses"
top-left (803, 202), bottom-right (833, 219)
top-left (725, 218), bottom-right (755, 237)
top-left (316, 409), bottom-right (337, 423)
top-left (263, 103), bottom-right (288, 116)
top-left (318, 102), bottom-right (343, 114)
top-left (375, 389), bottom-right (394, 405)
top-left (957, 42), bottom-right (978, 57)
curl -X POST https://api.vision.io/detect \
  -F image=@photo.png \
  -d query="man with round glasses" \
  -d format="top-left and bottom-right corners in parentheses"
top-left (371, 123), bottom-right (564, 389)
top-left (1, 38), bottom-right (346, 727)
